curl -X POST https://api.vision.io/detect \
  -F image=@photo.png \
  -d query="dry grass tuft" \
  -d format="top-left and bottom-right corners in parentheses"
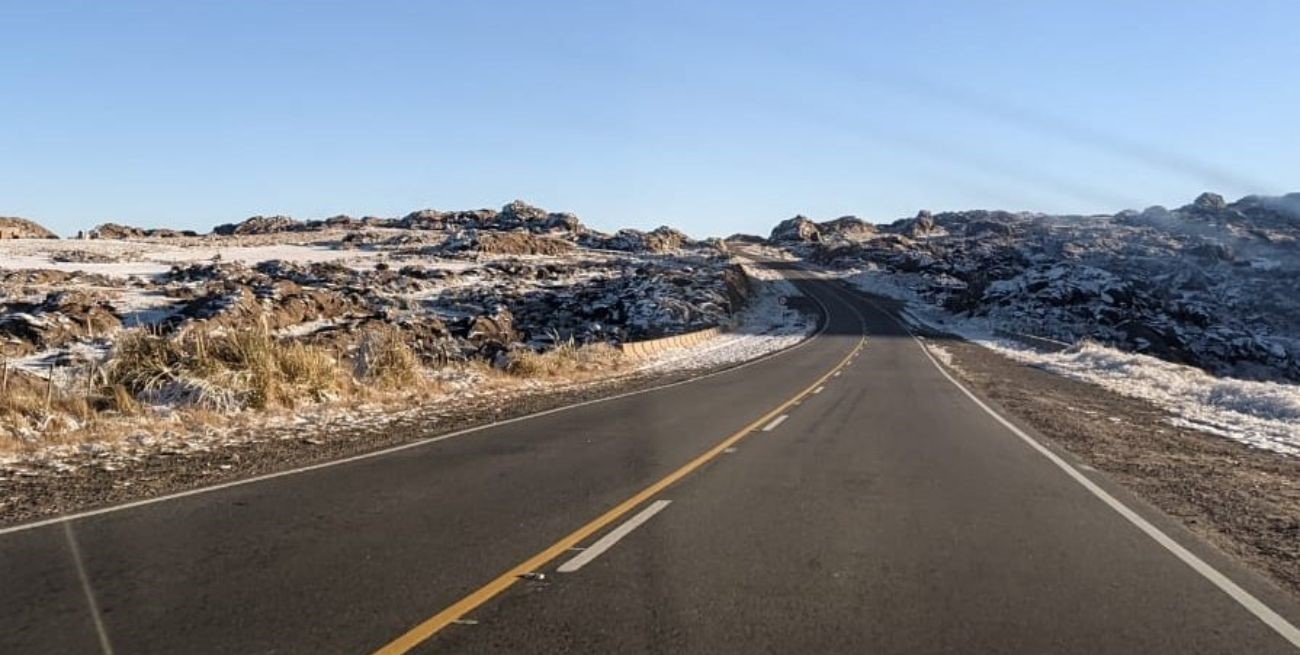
top-left (504, 340), bottom-right (625, 379)
top-left (354, 327), bottom-right (423, 389)
top-left (106, 322), bottom-right (344, 411)
top-left (2, 323), bottom-right (635, 455)
top-left (109, 384), bottom-right (142, 416)
top-left (0, 372), bottom-right (102, 443)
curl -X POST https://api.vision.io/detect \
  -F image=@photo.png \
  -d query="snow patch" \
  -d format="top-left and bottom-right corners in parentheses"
top-left (841, 267), bottom-right (1300, 457)
top-left (638, 261), bottom-right (814, 372)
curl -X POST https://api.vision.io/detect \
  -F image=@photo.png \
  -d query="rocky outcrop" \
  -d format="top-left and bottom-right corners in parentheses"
top-left (0, 216), bottom-right (58, 239)
top-left (0, 290), bottom-right (120, 356)
top-left (590, 226), bottom-right (694, 253)
top-left (212, 215), bottom-right (304, 236)
top-left (468, 231), bottom-right (574, 256)
top-left (427, 229), bottom-right (577, 255)
top-left (0, 201), bottom-right (743, 385)
top-left (899, 210), bottom-right (943, 238)
top-left (777, 192), bottom-right (1300, 382)
top-left (769, 215), bottom-right (821, 243)
top-left (396, 202), bottom-right (584, 235)
top-left (88, 223), bottom-right (197, 239)
top-left (817, 216), bottom-right (875, 240)
top-left (1191, 192), bottom-right (1227, 212)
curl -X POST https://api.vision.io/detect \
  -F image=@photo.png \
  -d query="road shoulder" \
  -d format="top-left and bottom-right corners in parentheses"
top-left (928, 333), bottom-right (1300, 601)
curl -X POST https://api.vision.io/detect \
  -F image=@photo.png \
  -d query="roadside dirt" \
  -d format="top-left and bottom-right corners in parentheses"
top-left (0, 365), bottom-right (733, 528)
top-left (936, 336), bottom-right (1300, 598)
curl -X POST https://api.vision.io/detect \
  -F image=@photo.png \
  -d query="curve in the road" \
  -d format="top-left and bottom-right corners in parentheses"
top-left (0, 267), bottom-right (830, 539)
top-left (372, 333), bottom-right (865, 653)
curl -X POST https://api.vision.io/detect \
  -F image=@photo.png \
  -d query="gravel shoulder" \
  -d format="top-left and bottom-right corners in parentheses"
top-left (930, 332), bottom-right (1300, 598)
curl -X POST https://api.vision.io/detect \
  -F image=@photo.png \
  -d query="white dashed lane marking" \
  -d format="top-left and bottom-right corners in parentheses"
top-left (761, 415), bottom-right (790, 432)
top-left (557, 501), bottom-right (672, 573)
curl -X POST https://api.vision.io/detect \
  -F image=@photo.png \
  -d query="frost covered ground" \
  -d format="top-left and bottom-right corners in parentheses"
top-left (0, 252), bottom-right (814, 473)
top-left (773, 193), bottom-right (1300, 384)
top-left (839, 266), bottom-right (1300, 457)
top-left (641, 261), bottom-right (813, 372)
top-left (0, 237), bottom-right (383, 278)
top-left (2, 202), bottom-right (790, 474)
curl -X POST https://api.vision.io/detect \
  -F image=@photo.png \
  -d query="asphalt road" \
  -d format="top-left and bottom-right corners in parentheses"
top-left (3, 262), bottom-right (1300, 654)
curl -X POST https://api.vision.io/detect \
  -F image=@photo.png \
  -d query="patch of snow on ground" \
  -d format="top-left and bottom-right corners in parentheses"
top-left (0, 239), bottom-right (381, 278)
top-left (9, 342), bottom-right (111, 377)
top-left (990, 342), bottom-right (1300, 456)
top-left (926, 343), bottom-right (955, 367)
top-left (113, 290), bottom-right (184, 327)
top-left (641, 261), bottom-right (814, 372)
top-left (839, 267), bottom-right (1300, 457)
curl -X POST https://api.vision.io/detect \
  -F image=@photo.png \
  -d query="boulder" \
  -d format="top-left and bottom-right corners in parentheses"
top-left (903, 210), bottom-right (939, 237)
top-left (463, 306), bottom-right (519, 351)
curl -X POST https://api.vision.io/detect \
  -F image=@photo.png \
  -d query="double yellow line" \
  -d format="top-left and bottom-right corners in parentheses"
top-left (371, 335), bottom-right (866, 654)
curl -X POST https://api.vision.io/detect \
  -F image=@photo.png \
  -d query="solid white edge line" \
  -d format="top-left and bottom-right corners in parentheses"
top-left (557, 500), bottom-right (672, 573)
top-left (0, 258), bottom-right (840, 537)
top-left (761, 415), bottom-right (789, 432)
top-left (914, 339), bottom-right (1300, 648)
top-left (841, 282), bottom-right (1300, 649)
top-left (64, 523), bottom-right (115, 655)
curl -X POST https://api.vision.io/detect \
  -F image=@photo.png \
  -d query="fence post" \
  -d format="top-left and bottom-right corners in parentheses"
top-left (45, 364), bottom-right (55, 410)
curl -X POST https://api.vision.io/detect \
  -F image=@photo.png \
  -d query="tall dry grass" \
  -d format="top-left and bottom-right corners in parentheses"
top-left (106, 322), bottom-right (343, 411)
top-left (2, 323), bottom-right (632, 452)
top-left (353, 327), bottom-right (423, 390)
top-left (0, 366), bottom-right (98, 442)
top-left (503, 339), bottom-right (625, 379)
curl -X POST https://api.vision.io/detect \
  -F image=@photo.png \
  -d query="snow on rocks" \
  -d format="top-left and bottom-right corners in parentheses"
top-left (791, 192), bottom-right (1300, 384)
top-left (638, 261), bottom-right (814, 373)
top-left (2, 202), bottom-right (796, 466)
top-left (834, 266), bottom-right (1300, 457)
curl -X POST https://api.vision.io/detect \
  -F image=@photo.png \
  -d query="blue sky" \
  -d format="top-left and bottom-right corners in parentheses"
top-left (2, 1), bottom-right (1297, 237)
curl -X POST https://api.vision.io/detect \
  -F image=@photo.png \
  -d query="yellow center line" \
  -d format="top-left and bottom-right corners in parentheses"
top-left (370, 336), bottom-right (866, 654)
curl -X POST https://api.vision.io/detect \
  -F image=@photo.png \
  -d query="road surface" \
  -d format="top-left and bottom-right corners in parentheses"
top-left (3, 262), bottom-right (1299, 654)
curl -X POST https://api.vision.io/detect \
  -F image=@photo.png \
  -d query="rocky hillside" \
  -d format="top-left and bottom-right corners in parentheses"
top-left (771, 192), bottom-right (1300, 382)
top-left (0, 217), bottom-right (58, 240)
top-left (1, 201), bottom-right (743, 367)
top-left (189, 200), bottom-right (703, 255)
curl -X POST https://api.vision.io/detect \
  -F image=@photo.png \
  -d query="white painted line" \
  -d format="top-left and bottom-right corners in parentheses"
top-left (810, 272), bottom-right (1300, 649)
top-left (813, 386), bottom-right (825, 395)
top-left (64, 523), bottom-right (115, 655)
top-left (0, 277), bottom-right (842, 538)
top-left (761, 415), bottom-right (789, 432)
top-left (873, 296), bottom-right (1300, 649)
top-left (557, 500), bottom-right (671, 573)
top-left (833, 371), bottom-right (842, 378)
